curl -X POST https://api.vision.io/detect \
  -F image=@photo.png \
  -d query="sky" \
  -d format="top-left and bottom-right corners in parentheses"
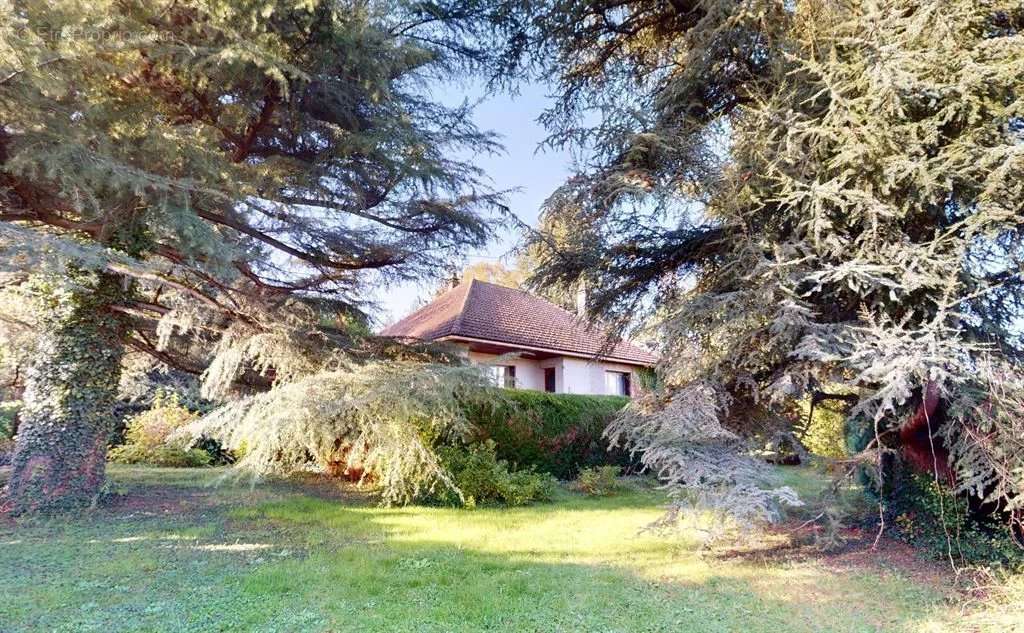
top-left (370, 82), bottom-right (576, 328)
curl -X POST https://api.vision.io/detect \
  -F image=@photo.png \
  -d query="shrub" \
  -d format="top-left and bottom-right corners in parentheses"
top-left (571, 466), bottom-right (623, 496)
top-left (108, 394), bottom-right (215, 467)
top-left (887, 472), bottom-right (1023, 567)
top-left (193, 436), bottom-right (236, 466)
top-left (463, 390), bottom-right (631, 479)
top-left (108, 442), bottom-right (212, 468)
top-left (432, 440), bottom-right (557, 508)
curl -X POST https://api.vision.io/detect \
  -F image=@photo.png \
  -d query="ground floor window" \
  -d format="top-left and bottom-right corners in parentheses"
top-left (544, 367), bottom-right (556, 392)
top-left (491, 365), bottom-right (516, 389)
top-left (605, 370), bottom-right (631, 397)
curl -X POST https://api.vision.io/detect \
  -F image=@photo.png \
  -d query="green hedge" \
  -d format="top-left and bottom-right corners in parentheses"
top-left (463, 390), bottom-right (632, 479)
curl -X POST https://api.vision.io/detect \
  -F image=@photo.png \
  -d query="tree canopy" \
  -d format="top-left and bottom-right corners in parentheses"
top-left (512, 0), bottom-right (1024, 528)
top-left (4, 0), bottom-right (1023, 535)
top-left (1, 0), bottom-right (508, 345)
top-left (0, 0), bottom-right (509, 511)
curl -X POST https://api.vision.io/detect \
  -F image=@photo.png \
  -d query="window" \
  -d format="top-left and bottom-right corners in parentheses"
top-left (544, 367), bottom-right (556, 393)
top-left (491, 365), bottom-right (516, 389)
top-left (605, 371), bottom-right (631, 397)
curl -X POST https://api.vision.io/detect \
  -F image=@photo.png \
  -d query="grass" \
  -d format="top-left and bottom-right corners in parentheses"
top-left (0, 465), bottom-right (970, 632)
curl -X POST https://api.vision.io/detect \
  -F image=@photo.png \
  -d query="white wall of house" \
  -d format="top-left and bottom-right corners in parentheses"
top-left (466, 349), bottom-right (642, 396)
top-left (467, 351), bottom-right (546, 390)
top-left (560, 357), bottom-right (639, 396)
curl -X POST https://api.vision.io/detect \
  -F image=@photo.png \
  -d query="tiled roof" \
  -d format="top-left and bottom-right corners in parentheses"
top-left (381, 279), bottom-right (657, 366)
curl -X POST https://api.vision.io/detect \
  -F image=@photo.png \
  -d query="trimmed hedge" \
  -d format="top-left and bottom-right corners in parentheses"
top-left (464, 390), bottom-right (632, 479)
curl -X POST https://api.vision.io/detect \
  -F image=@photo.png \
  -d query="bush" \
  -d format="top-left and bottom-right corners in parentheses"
top-left (108, 394), bottom-right (217, 467)
top-left (571, 466), bottom-right (623, 496)
top-left (193, 436), bottom-right (236, 466)
top-left (108, 442), bottom-right (212, 467)
top-left (432, 440), bottom-right (557, 508)
top-left (887, 472), bottom-right (1024, 567)
top-left (463, 390), bottom-right (631, 479)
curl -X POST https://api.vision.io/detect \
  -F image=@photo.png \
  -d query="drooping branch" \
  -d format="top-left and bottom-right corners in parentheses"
top-left (193, 208), bottom-right (407, 271)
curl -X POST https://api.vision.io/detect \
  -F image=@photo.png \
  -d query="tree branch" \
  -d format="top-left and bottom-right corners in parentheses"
top-left (194, 208), bottom-right (406, 270)
top-left (232, 85), bottom-right (279, 163)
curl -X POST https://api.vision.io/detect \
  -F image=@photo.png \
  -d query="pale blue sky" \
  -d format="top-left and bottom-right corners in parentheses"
top-left (371, 82), bottom-right (575, 327)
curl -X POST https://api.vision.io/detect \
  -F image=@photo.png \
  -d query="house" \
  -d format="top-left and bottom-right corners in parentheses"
top-left (381, 279), bottom-right (657, 396)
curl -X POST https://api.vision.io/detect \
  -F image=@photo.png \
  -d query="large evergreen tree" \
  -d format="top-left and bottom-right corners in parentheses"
top-left (0, 0), bottom-right (505, 512)
top-left (508, 1), bottom-right (1024, 527)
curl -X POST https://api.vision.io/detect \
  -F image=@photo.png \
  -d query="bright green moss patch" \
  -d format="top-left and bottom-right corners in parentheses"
top-left (0, 465), bottom-right (967, 632)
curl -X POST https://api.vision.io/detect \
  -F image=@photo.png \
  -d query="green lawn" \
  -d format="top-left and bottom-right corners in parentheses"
top-left (0, 466), bottom-right (964, 632)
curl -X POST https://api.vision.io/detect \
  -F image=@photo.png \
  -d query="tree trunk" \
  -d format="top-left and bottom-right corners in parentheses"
top-left (4, 273), bottom-right (126, 514)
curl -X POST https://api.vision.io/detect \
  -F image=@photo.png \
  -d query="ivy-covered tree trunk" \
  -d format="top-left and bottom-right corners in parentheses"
top-left (4, 273), bottom-right (127, 513)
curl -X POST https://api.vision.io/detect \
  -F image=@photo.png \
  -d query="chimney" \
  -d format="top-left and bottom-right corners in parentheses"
top-left (575, 284), bottom-right (587, 318)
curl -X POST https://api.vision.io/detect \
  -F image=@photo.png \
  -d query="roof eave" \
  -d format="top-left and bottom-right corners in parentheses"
top-left (438, 334), bottom-right (657, 367)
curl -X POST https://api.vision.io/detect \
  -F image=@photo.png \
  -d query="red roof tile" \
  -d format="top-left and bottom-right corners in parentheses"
top-left (381, 280), bottom-right (657, 366)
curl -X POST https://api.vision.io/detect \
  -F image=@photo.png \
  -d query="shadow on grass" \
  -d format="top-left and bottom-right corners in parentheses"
top-left (0, 525), bottom-right (953, 633)
top-left (0, 466), bottom-right (957, 633)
